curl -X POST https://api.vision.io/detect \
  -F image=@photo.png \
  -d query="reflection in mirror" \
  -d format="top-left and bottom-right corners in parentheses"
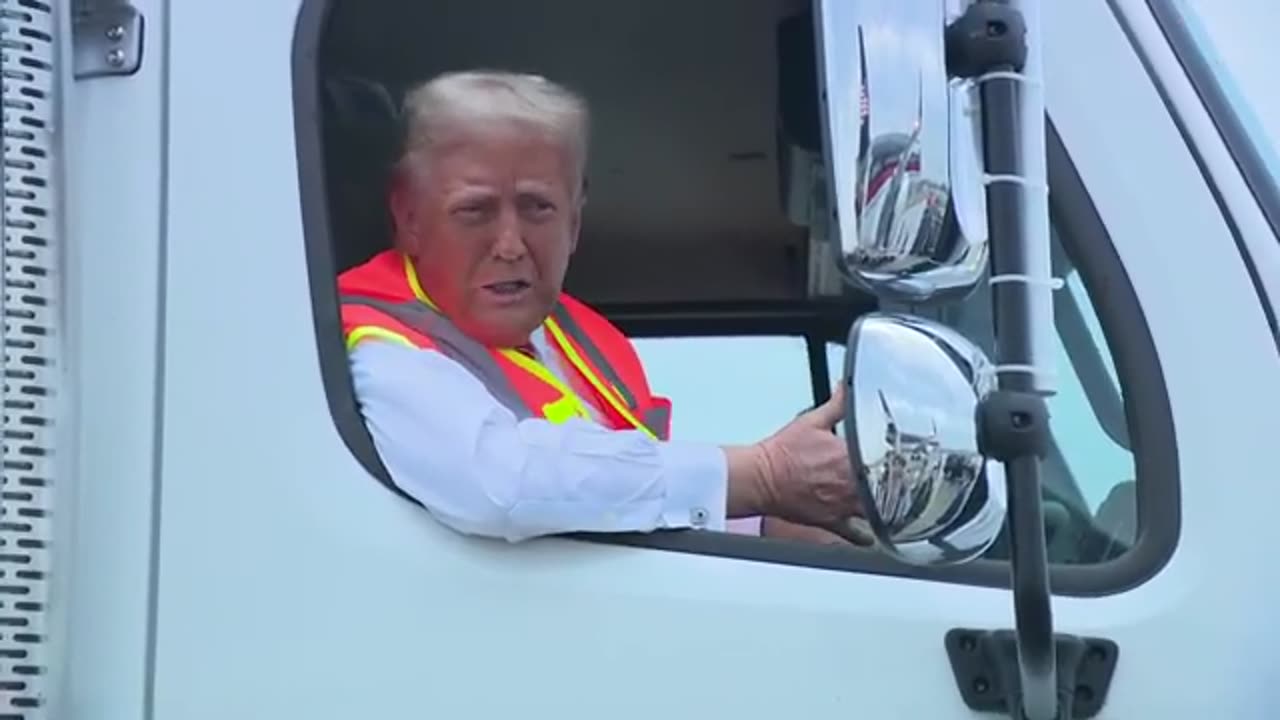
top-left (843, 312), bottom-right (1006, 565)
top-left (814, 0), bottom-right (988, 304)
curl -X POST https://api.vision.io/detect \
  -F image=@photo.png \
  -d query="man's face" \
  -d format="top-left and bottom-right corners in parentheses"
top-left (390, 123), bottom-right (583, 348)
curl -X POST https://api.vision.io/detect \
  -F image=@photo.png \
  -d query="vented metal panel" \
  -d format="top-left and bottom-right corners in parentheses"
top-left (1, 0), bottom-right (60, 716)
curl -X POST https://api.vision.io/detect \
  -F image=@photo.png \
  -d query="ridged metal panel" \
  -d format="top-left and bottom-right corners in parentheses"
top-left (1, 0), bottom-right (60, 716)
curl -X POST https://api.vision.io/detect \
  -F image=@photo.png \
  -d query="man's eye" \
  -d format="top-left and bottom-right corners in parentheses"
top-left (522, 198), bottom-right (555, 215)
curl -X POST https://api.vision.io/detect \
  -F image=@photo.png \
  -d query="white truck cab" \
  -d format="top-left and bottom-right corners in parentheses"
top-left (2, 0), bottom-right (1278, 718)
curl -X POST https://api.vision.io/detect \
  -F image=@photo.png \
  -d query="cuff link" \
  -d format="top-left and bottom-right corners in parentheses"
top-left (690, 507), bottom-right (710, 528)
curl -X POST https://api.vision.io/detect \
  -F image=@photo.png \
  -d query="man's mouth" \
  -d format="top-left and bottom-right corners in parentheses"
top-left (483, 280), bottom-right (531, 297)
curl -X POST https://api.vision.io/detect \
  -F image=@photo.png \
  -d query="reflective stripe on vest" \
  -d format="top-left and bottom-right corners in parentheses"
top-left (547, 304), bottom-right (636, 409)
top-left (343, 295), bottom-right (663, 437)
top-left (341, 253), bottom-right (668, 439)
top-left (342, 294), bottom-right (580, 423)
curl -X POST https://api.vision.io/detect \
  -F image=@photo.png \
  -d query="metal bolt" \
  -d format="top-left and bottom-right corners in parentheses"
top-left (105, 49), bottom-right (126, 67)
top-left (105, 24), bottom-right (125, 42)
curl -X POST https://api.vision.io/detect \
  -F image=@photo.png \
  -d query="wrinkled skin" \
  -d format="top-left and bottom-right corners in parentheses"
top-left (754, 382), bottom-right (864, 538)
top-left (389, 121), bottom-right (583, 348)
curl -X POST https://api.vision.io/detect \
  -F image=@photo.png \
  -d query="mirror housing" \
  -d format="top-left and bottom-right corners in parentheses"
top-left (842, 312), bottom-right (1006, 565)
top-left (813, 0), bottom-right (989, 304)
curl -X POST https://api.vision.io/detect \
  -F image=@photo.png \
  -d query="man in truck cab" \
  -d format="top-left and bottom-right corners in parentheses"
top-left (338, 69), bottom-right (861, 543)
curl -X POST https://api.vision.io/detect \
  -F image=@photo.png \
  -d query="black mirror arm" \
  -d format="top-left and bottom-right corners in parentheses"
top-left (948, 4), bottom-right (1061, 720)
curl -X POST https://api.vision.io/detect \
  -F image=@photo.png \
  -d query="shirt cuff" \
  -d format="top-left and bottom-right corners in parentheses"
top-left (656, 441), bottom-right (729, 532)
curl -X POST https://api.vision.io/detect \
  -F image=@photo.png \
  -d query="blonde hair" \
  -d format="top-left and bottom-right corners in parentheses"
top-left (396, 69), bottom-right (590, 192)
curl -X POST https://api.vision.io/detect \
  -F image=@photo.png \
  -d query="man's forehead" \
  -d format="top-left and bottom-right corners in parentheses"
top-left (422, 138), bottom-right (577, 190)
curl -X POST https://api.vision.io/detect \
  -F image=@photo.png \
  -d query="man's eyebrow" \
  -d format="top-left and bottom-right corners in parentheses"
top-left (445, 183), bottom-right (498, 200)
top-left (514, 180), bottom-right (557, 194)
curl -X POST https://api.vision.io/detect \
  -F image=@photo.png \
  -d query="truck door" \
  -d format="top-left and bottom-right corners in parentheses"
top-left (12, 0), bottom-right (1280, 718)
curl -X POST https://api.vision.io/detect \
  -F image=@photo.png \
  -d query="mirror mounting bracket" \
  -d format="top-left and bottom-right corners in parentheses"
top-left (945, 0), bottom-right (1028, 78)
top-left (976, 390), bottom-right (1050, 462)
top-left (945, 628), bottom-right (1119, 720)
top-left (946, 2), bottom-right (1065, 719)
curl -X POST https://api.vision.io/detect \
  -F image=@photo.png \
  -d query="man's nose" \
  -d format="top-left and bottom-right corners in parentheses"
top-left (492, 208), bottom-right (527, 261)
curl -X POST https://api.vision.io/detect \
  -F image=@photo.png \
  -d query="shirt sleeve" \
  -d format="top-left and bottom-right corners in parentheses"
top-left (348, 340), bottom-right (730, 542)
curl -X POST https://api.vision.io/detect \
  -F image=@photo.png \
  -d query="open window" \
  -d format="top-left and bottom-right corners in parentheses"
top-left (294, 0), bottom-right (1179, 596)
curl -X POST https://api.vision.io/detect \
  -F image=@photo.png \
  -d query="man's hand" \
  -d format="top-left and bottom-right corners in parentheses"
top-left (725, 384), bottom-right (862, 534)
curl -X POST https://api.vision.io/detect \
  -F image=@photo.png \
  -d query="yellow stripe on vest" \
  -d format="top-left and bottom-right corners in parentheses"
top-left (545, 318), bottom-right (655, 439)
top-left (400, 254), bottom-right (645, 433)
top-left (501, 348), bottom-right (593, 422)
top-left (541, 395), bottom-right (588, 424)
top-left (346, 325), bottom-right (417, 351)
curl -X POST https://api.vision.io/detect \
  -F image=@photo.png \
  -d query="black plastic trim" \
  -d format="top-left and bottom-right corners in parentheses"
top-left (945, 628), bottom-right (1119, 719)
top-left (292, 0), bottom-right (414, 505)
top-left (805, 335), bottom-right (833, 405)
top-left (601, 300), bottom-right (865, 344)
top-left (292, 1), bottom-right (1180, 597)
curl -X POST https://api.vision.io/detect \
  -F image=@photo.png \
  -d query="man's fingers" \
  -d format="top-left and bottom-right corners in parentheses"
top-left (829, 515), bottom-right (877, 546)
top-left (803, 382), bottom-right (847, 428)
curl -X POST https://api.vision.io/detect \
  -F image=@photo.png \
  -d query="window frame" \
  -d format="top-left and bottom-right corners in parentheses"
top-left (291, 0), bottom-right (1180, 598)
top-left (1139, 0), bottom-right (1280, 350)
top-left (602, 300), bottom-right (863, 408)
top-left (1146, 0), bottom-right (1280, 243)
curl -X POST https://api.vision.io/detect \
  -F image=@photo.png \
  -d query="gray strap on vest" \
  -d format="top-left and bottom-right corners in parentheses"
top-left (346, 295), bottom-right (666, 437)
top-left (549, 304), bottom-right (637, 409)
top-left (641, 405), bottom-right (671, 441)
top-left (549, 308), bottom-right (671, 439)
top-left (342, 295), bottom-right (533, 420)
top-left (550, 307), bottom-right (671, 439)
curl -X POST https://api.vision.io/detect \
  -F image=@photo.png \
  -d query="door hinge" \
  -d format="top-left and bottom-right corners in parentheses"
top-left (72, 2), bottom-right (143, 79)
top-left (945, 628), bottom-right (1119, 719)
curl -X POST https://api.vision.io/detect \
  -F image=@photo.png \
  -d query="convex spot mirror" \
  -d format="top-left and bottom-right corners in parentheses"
top-left (843, 312), bottom-right (1006, 565)
top-left (814, 0), bottom-right (989, 304)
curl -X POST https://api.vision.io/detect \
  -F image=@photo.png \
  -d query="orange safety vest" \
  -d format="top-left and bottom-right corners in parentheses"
top-left (337, 250), bottom-right (672, 440)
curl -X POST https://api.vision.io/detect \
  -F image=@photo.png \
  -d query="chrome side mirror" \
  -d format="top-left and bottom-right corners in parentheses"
top-left (842, 312), bottom-right (1006, 565)
top-left (814, 0), bottom-right (989, 304)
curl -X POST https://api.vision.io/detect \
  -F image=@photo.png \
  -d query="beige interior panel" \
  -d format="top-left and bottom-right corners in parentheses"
top-left (322, 0), bottom-right (818, 304)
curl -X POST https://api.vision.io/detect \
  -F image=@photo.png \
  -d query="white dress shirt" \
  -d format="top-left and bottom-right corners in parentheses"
top-left (349, 330), bottom-right (731, 542)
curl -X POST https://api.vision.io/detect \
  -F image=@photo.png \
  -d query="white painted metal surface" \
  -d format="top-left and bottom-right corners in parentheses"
top-left (1, 1), bottom-right (63, 716)
top-left (1111, 0), bottom-right (1280, 325)
top-left (57, 0), bottom-right (170, 716)
top-left (41, 0), bottom-right (1280, 717)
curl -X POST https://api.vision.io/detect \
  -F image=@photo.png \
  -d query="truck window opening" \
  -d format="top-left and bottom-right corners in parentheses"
top-left (294, 0), bottom-right (1181, 596)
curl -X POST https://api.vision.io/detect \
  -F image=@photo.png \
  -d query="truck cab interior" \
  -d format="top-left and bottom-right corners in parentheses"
top-left (300, 0), bottom-right (1145, 583)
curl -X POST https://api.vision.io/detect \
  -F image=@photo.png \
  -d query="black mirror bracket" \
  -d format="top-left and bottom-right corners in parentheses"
top-left (943, 2), bottom-right (1120, 719)
top-left (944, 0), bottom-right (1027, 80)
top-left (960, 391), bottom-right (1119, 720)
top-left (945, 628), bottom-right (1120, 720)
